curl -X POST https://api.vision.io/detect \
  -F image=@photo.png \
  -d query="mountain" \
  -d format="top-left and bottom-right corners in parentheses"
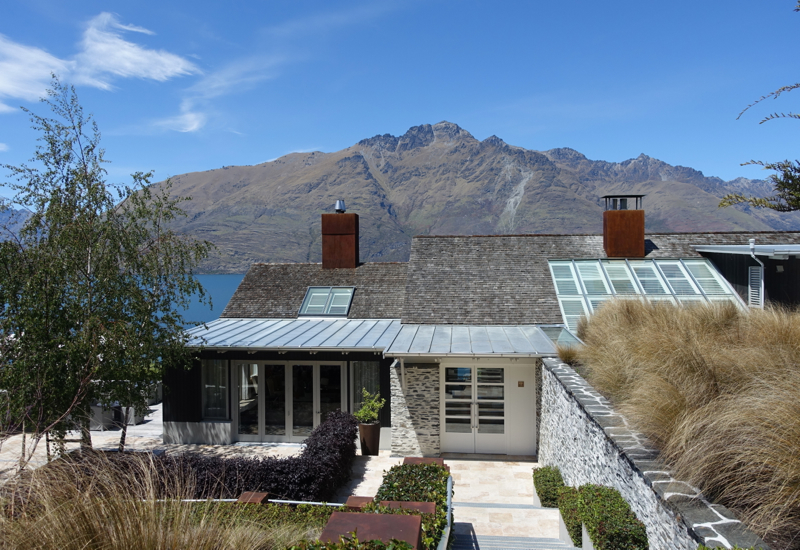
top-left (0, 207), bottom-right (30, 240)
top-left (160, 121), bottom-right (800, 273)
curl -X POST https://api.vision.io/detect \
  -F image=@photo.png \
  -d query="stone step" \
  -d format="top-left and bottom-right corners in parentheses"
top-left (451, 534), bottom-right (574, 550)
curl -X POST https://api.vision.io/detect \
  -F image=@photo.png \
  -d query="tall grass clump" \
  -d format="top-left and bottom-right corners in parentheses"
top-left (576, 299), bottom-right (800, 549)
top-left (0, 451), bottom-right (320, 550)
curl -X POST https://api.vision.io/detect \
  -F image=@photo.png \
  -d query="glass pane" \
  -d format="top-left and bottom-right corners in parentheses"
top-left (477, 368), bottom-right (503, 383)
top-left (292, 365), bottom-right (314, 436)
top-left (477, 385), bottom-right (504, 400)
top-left (445, 384), bottom-right (472, 400)
top-left (602, 261), bottom-right (639, 295)
top-left (577, 263), bottom-right (610, 295)
top-left (478, 418), bottom-right (504, 434)
top-left (202, 359), bottom-right (228, 420)
top-left (238, 363), bottom-right (259, 435)
top-left (445, 403), bottom-right (472, 416)
top-left (263, 365), bottom-right (285, 435)
top-left (446, 418), bottom-right (472, 433)
top-left (478, 402), bottom-right (504, 417)
top-left (327, 289), bottom-right (354, 315)
top-left (301, 288), bottom-right (330, 314)
top-left (445, 368), bottom-right (472, 383)
top-left (319, 365), bottom-right (342, 423)
top-left (658, 262), bottom-right (699, 295)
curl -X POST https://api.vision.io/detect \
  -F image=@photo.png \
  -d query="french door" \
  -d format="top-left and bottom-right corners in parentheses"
top-left (441, 365), bottom-right (506, 454)
top-left (236, 361), bottom-right (345, 442)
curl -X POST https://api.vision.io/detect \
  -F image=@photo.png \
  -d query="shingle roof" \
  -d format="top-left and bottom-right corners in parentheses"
top-left (221, 262), bottom-right (408, 319)
top-left (401, 231), bottom-right (800, 325)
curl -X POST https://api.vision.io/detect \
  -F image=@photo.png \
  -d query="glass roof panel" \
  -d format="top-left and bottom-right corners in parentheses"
top-left (548, 258), bottom-right (743, 328)
top-left (299, 287), bottom-right (355, 317)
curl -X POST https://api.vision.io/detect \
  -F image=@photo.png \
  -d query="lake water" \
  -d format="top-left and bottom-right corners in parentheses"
top-left (182, 274), bottom-right (245, 326)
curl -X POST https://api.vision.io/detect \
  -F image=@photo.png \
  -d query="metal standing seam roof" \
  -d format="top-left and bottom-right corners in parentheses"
top-left (384, 324), bottom-right (558, 357)
top-left (186, 318), bottom-right (402, 352)
top-left (693, 244), bottom-right (800, 258)
top-left (186, 318), bottom-right (562, 357)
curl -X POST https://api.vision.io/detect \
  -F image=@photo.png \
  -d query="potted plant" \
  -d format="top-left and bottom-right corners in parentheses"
top-left (354, 388), bottom-right (386, 456)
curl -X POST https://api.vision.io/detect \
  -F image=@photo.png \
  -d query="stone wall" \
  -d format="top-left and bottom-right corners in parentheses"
top-left (390, 362), bottom-right (440, 456)
top-left (539, 358), bottom-right (769, 550)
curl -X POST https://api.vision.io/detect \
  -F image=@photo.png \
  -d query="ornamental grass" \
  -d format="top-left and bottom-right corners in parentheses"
top-left (0, 451), bottom-right (323, 550)
top-left (575, 299), bottom-right (800, 549)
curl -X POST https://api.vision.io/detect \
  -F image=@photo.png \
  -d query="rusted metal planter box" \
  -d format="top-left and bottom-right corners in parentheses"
top-left (320, 511), bottom-right (422, 549)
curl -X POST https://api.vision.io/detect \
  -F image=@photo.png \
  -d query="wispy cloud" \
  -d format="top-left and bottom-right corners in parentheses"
top-left (0, 143), bottom-right (9, 152)
top-left (152, 55), bottom-right (283, 132)
top-left (0, 34), bottom-right (71, 112)
top-left (0, 12), bottom-right (197, 113)
top-left (72, 13), bottom-right (199, 90)
top-left (265, 3), bottom-right (398, 39)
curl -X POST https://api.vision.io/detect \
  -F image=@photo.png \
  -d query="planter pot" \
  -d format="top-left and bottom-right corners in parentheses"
top-left (358, 422), bottom-right (381, 456)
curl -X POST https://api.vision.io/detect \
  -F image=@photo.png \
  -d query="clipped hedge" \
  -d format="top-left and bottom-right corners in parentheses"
top-left (533, 466), bottom-right (565, 508)
top-left (76, 410), bottom-right (358, 502)
top-left (578, 484), bottom-right (648, 550)
top-left (289, 537), bottom-right (413, 550)
top-left (374, 463), bottom-right (452, 550)
top-left (557, 486), bottom-right (582, 547)
top-left (189, 502), bottom-right (339, 529)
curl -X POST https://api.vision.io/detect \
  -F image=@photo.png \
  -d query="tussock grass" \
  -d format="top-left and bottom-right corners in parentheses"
top-left (0, 451), bottom-right (319, 550)
top-left (576, 300), bottom-right (800, 549)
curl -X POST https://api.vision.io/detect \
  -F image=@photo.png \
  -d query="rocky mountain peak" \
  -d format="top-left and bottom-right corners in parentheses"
top-left (432, 121), bottom-right (475, 142)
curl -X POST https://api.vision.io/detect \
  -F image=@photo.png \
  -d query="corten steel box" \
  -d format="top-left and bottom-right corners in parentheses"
top-left (320, 512), bottom-right (422, 549)
top-left (321, 213), bottom-right (359, 269)
top-left (603, 209), bottom-right (645, 258)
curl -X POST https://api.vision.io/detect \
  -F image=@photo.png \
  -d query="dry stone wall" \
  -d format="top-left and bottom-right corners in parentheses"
top-left (539, 358), bottom-right (770, 550)
top-left (390, 363), bottom-right (440, 456)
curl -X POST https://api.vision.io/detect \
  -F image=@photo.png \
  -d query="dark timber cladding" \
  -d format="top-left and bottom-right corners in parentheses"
top-left (322, 213), bottom-right (359, 268)
top-left (603, 209), bottom-right (645, 257)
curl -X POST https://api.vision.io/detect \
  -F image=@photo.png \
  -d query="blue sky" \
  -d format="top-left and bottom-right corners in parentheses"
top-left (1, 1), bottom-right (798, 197)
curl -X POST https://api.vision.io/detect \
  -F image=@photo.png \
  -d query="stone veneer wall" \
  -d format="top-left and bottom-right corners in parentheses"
top-left (390, 363), bottom-right (440, 456)
top-left (539, 358), bottom-right (770, 550)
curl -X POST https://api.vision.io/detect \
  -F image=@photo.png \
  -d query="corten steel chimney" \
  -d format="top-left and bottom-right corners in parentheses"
top-left (602, 194), bottom-right (645, 258)
top-left (321, 200), bottom-right (359, 268)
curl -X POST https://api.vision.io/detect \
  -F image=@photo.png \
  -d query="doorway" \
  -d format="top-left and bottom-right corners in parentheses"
top-left (440, 361), bottom-right (536, 455)
top-left (235, 361), bottom-right (346, 442)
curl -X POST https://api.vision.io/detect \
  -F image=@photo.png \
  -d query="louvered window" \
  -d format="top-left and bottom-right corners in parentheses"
top-left (748, 266), bottom-right (764, 308)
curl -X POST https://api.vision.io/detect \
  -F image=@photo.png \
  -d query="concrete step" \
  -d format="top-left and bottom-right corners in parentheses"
top-left (451, 534), bottom-right (574, 550)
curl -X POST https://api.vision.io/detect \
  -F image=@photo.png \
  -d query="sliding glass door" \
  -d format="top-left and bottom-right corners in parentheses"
top-left (236, 361), bottom-right (345, 442)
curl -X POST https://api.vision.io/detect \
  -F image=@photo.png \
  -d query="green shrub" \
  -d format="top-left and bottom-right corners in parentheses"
top-left (289, 535), bottom-right (413, 550)
top-left (353, 388), bottom-right (385, 424)
top-left (557, 486), bottom-right (582, 547)
top-left (578, 484), bottom-right (647, 550)
top-left (374, 464), bottom-right (451, 550)
top-left (533, 466), bottom-right (565, 508)
top-left (190, 502), bottom-right (339, 529)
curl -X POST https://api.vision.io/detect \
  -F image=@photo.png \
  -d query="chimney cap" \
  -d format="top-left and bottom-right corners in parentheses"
top-left (335, 199), bottom-right (346, 213)
top-left (602, 194), bottom-right (644, 211)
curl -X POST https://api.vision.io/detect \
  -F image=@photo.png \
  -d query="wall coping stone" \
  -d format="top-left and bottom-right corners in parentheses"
top-left (541, 357), bottom-right (770, 550)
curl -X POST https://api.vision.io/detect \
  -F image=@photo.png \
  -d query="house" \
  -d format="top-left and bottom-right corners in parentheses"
top-left (163, 196), bottom-right (800, 456)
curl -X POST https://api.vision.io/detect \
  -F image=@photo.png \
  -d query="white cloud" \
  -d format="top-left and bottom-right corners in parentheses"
top-left (0, 143), bottom-right (9, 152)
top-left (0, 13), bottom-right (198, 114)
top-left (0, 34), bottom-right (71, 112)
top-left (266, 3), bottom-right (397, 39)
top-left (72, 13), bottom-right (199, 90)
top-left (153, 99), bottom-right (207, 132)
top-left (152, 56), bottom-right (283, 133)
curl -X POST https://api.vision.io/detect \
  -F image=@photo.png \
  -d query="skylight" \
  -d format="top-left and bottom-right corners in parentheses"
top-left (548, 259), bottom-right (744, 331)
top-left (299, 287), bottom-right (355, 317)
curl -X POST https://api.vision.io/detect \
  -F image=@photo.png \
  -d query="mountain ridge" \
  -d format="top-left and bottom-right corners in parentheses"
top-left (158, 121), bottom-right (800, 273)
